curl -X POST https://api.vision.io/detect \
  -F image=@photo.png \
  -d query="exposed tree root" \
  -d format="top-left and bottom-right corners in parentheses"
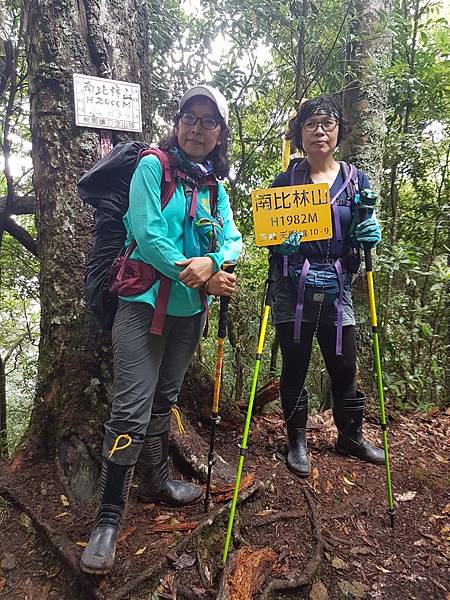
top-left (217, 547), bottom-right (277, 600)
top-left (108, 478), bottom-right (265, 600)
top-left (259, 488), bottom-right (322, 599)
top-left (0, 484), bottom-right (96, 599)
top-left (170, 408), bottom-right (234, 484)
top-left (253, 509), bottom-right (304, 527)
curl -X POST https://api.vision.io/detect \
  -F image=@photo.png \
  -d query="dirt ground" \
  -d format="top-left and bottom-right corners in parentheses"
top-left (0, 406), bottom-right (449, 600)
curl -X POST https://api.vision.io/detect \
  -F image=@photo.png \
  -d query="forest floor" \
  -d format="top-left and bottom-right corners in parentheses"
top-left (0, 404), bottom-right (449, 600)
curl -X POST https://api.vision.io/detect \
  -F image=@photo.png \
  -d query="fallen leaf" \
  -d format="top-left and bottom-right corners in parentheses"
top-left (19, 513), bottom-right (35, 533)
top-left (55, 512), bottom-right (68, 518)
top-left (435, 454), bottom-right (448, 463)
top-left (60, 495), bottom-right (70, 507)
top-left (331, 556), bottom-right (347, 570)
top-left (116, 526), bottom-right (136, 544)
top-left (135, 545), bottom-right (147, 556)
top-left (338, 580), bottom-right (368, 598)
top-left (375, 565), bottom-right (390, 573)
top-left (174, 552), bottom-right (196, 569)
top-left (343, 476), bottom-right (355, 486)
top-left (211, 473), bottom-right (256, 502)
top-left (154, 514), bottom-right (172, 524)
top-left (312, 467), bottom-right (320, 480)
top-left (204, 564), bottom-right (212, 586)
top-left (324, 480), bottom-right (333, 493)
top-left (150, 521), bottom-right (198, 533)
top-left (309, 579), bottom-right (329, 600)
top-left (0, 553), bottom-right (16, 571)
top-left (349, 546), bottom-right (373, 556)
top-left (395, 491), bottom-right (417, 502)
top-left (256, 510), bottom-right (276, 517)
top-left (76, 541), bottom-right (87, 547)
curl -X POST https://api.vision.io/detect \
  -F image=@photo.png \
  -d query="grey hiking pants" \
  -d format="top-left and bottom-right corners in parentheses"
top-left (104, 300), bottom-right (206, 456)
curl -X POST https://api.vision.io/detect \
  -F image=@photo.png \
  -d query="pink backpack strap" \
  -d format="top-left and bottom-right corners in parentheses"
top-left (149, 275), bottom-right (171, 335)
top-left (134, 148), bottom-right (176, 335)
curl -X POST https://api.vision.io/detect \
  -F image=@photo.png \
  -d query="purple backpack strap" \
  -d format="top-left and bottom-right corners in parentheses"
top-left (290, 159), bottom-right (308, 185)
top-left (330, 163), bottom-right (355, 242)
top-left (282, 160), bottom-right (308, 278)
top-left (293, 258), bottom-right (310, 343)
top-left (334, 258), bottom-right (345, 356)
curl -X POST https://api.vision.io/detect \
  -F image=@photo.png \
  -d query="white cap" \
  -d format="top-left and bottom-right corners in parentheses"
top-left (180, 85), bottom-right (229, 125)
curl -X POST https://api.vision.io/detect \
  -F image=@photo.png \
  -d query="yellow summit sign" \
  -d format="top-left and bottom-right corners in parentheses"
top-left (251, 183), bottom-right (333, 247)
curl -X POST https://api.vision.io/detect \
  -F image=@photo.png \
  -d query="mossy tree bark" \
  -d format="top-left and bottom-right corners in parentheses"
top-left (340, 0), bottom-right (392, 399)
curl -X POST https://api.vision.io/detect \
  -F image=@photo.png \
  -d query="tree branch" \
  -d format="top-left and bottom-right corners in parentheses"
top-left (0, 215), bottom-right (38, 257)
top-left (0, 195), bottom-right (35, 215)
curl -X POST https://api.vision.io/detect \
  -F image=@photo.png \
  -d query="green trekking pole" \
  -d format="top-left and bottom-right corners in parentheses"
top-left (204, 261), bottom-right (237, 513)
top-left (354, 189), bottom-right (395, 527)
top-left (222, 278), bottom-right (272, 564)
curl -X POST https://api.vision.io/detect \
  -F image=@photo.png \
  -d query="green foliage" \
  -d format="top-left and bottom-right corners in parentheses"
top-left (1, 0), bottom-right (449, 452)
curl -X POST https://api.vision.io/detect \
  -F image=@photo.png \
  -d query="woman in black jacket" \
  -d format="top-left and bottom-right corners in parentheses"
top-left (269, 95), bottom-right (384, 477)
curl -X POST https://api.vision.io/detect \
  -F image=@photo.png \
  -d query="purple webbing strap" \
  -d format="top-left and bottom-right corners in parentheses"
top-left (330, 164), bottom-right (354, 241)
top-left (284, 162), bottom-right (305, 278)
top-left (293, 258), bottom-right (310, 343)
top-left (289, 163), bottom-right (300, 185)
top-left (334, 258), bottom-right (344, 356)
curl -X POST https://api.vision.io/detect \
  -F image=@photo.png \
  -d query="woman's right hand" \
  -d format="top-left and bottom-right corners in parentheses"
top-left (205, 271), bottom-right (237, 296)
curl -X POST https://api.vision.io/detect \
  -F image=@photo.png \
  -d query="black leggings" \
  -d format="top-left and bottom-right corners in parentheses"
top-left (276, 322), bottom-right (357, 400)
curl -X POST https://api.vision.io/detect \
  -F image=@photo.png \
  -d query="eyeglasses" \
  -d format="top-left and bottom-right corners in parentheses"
top-left (180, 111), bottom-right (220, 131)
top-left (302, 117), bottom-right (339, 133)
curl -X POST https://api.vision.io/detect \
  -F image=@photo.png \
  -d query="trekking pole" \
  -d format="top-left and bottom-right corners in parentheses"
top-left (355, 189), bottom-right (395, 528)
top-left (204, 261), bottom-right (237, 513)
top-left (222, 277), bottom-right (272, 564)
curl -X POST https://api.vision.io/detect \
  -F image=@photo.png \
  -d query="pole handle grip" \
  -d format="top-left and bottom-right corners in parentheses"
top-left (217, 262), bottom-right (237, 339)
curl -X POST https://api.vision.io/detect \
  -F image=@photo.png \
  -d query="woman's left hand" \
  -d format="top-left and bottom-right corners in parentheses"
top-left (354, 216), bottom-right (381, 248)
top-left (177, 257), bottom-right (215, 288)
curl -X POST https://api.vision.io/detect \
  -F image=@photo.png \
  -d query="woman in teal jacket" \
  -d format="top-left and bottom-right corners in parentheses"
top-left (81, 85), bottom-right (242, 575)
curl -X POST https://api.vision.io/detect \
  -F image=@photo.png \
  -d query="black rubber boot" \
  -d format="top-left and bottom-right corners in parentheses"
top-left (333, 391), bottom-right (385, 464)
top-left (137, 412), bottom-right (203, 506)
top-left (80, 432), bottom-right (142, 575)
top-left (281, 389), bottom-right (310, 477)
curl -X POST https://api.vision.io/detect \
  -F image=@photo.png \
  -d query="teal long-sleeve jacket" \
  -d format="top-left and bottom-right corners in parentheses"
top-left (121, 154), bottom-right (242, 317)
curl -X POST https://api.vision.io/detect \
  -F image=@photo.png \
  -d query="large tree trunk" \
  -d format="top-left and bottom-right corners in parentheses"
top-left (340, 0), bottom-right (392, 398)
top-left (341, 0), bottom-right (392, 191)
top-left (22, 0), bottom-right (152, 501)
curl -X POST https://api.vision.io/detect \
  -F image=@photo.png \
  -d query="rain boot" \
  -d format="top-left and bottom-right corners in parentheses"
top-left (137, 411), bottom-right (203, 506)
top-left (80, 432), bottom-right (142, 575)
top-left (281, 389), bottom-right (310, 477)
top-left (332, 391), bottom-right (384, 464)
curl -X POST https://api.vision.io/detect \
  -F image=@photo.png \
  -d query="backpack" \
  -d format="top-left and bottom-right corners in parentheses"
top-left (280, 159), bottom-right (359, 355)
top-left (78, 141), bottom-right (218, 331)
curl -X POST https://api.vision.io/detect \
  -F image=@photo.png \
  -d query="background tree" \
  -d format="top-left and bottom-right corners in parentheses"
top-left (20, 0), bottom-right (156, 502)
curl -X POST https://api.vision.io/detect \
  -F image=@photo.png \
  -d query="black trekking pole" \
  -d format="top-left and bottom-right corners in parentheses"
top-left (352, 189), bottom-right (395, 527)
top-left (204, 261), bottom-right (237, 513)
